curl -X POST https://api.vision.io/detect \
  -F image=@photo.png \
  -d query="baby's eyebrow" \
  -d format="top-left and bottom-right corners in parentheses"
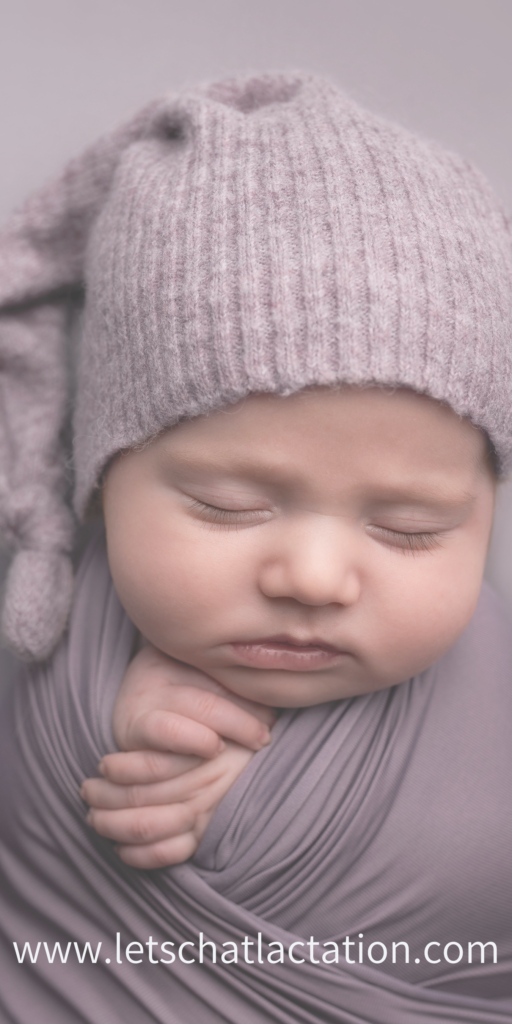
top-left (157, 449), bottom-right (298, 483)
top-left (161, 451), bottom-right (477, 508)
top-left (365, 488), bottom-right (477, 518)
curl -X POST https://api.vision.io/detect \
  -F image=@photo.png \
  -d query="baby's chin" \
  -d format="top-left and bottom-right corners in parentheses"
top-left (205, 661), bottom-right (403, 708)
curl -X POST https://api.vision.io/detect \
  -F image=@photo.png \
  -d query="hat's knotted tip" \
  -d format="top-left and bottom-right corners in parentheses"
top-left (1, 549), bottom-right (74, 661)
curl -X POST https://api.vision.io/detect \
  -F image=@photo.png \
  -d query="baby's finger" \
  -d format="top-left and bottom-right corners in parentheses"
top-left (215, 692), bottom-right (276, 730)
top-left (81, 770), bottom-right (210, 810)
top-left (140, 688), bottom-right (272, 752)
top-left (87, 803), bottom-right (195, 845)
top-left (125, 708), bottom-right (226, 758)
top-left (98, 750), bottom-right (202, 785)
top-left (115, 832), bottom-right (199, 869)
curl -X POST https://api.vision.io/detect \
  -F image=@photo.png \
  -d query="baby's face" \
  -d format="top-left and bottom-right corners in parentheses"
top-left (103, 387), bottom-right (495, 707)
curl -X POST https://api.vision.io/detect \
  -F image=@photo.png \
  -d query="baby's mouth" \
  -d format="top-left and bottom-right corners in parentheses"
top-left (229, 636), bottom-right (348, 671)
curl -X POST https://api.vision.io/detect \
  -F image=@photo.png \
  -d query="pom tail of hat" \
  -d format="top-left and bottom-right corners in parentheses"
top-left (0, 101), bottom-right (159, 660)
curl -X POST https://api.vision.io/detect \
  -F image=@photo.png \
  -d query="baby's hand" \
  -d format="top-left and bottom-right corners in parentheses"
top-left (81, 644), bottom-right (274, 868)
top-left (82, 741), bottom-right (254, 868)
top-left (111, 643), bottom-right (273, 759)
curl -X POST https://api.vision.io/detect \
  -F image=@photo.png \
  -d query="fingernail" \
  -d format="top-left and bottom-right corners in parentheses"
top-left (216, 740), bottom-right (226, 754)
top-left (85, 810), bottom-right (93, 825)
top-left (258, 728), bottom-right (272, 747)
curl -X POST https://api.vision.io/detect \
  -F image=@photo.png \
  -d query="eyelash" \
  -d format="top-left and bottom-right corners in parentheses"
top-left (188, 501), bottom-right (441, 552)
top-left (187, 500), bottom-right (270, 528)
top-left (368, 526), bottom-right (440, 554)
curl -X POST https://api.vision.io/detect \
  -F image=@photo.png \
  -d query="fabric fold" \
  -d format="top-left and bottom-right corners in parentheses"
top-left (0, 526), bottom-right (511, 1023)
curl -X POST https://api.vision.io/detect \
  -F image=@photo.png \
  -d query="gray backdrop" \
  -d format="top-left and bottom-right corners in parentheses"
top-left (1, 0), bottom-right (511, 686)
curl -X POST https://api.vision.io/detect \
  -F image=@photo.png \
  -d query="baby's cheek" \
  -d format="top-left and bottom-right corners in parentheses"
top-left (376, 569), bottom-right (480, 681)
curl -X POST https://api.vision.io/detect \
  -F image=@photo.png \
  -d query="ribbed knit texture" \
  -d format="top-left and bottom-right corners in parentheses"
top-left (76, 73), bottom-right (512, 511)
top-left (0, 71), bottom-right (511, 658)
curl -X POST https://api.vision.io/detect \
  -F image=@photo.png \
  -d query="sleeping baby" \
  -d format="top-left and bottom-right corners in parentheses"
top-left (0, 72), bottom-right (511, 1024)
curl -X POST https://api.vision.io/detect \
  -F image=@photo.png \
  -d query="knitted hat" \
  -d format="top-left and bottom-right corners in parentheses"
top-left (0, 71), bottom-right (511, 661)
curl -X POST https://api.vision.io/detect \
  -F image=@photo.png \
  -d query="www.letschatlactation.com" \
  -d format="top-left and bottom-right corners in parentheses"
top-left (13, 933), bottom-right (498, 968)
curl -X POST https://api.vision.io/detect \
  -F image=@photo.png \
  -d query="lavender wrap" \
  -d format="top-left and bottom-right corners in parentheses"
top-left (0, 528), bottom-right (511, 1023)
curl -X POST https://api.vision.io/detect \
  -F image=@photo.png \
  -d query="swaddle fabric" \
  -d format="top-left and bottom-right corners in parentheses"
top-left (0, 528), bottom-right (511, 1022)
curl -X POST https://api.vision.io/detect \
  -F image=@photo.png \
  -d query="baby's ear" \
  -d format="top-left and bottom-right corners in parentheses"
top-left (0, 100), bottom-right (160, 662)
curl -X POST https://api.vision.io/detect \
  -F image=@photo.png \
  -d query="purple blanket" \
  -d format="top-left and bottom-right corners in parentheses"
top-left (0, 528), bottom-right (511, 1023)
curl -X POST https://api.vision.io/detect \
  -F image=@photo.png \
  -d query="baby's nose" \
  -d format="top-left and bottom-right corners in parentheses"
top-left (257, 517), bottom-right (361, 607)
